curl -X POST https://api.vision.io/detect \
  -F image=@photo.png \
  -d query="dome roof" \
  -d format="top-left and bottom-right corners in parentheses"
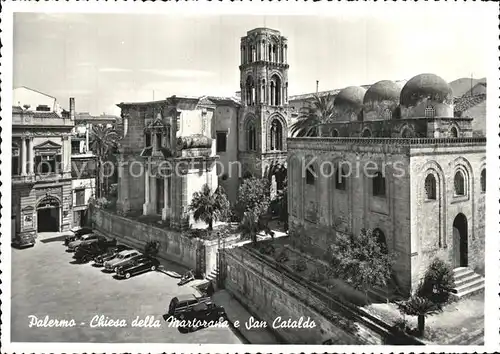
top-left (400, 73), bottom-right (453, 107)
top-left (334, 86), bottom-right (367, 110)
top-left (363, 80), bottom-right (402, 104)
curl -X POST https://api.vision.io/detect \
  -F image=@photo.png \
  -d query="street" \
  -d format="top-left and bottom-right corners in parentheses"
top-left (11, 232), bottom-right (244, 343)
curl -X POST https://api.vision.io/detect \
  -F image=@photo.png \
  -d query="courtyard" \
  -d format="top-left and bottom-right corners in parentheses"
top-left (11, 233), bottom-right (244, 343)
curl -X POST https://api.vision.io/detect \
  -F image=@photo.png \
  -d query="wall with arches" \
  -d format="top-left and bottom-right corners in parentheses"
top-left (410, 145), bottom-right (486, 289)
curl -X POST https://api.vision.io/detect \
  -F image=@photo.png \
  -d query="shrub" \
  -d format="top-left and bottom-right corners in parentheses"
top-left (144, 240), bottom-right (160, 257)
top-left (235, 178), bottom-right (271, 220)
top-left (258, 243), bottom-right (275, 256)
top-left (417, 258), bottom-right (455, 310)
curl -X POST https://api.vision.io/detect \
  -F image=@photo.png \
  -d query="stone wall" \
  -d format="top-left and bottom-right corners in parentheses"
top-left (223, 245), bottom-right (421, 345)
top-left (91, 207), bottom-right (240, 276)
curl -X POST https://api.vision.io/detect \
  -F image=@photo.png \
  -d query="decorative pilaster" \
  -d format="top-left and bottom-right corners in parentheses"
top-left (21, 137), bottom-right (27, 176)
top-left (162, 176), bottom-right (170, 221)
top-left (28, 136), bottom-right (34, 174)
top-left (62, 134), bottom-right (71, 173)
top-left (143, 167), bottom-right (150, 215)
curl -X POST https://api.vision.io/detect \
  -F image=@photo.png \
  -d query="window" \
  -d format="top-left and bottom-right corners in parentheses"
top-left (335, 166), bottom-right (347, 190)
top-left (216, 131), bottom-right (227, 153)
top-left (362, 129), bottom-right (371, 137)
top-left (247, 121), bottom-right (257, 151)
top-left (12, 145), bottom-right (19, 176)
top-left (480, 169), bottom-right (486, 192)
top-left (384, 109), bottom-right (392, 120)
top-left (372, 172), bottom-right (386, 197)
top-left (71, 140), bottom-right (80, 154)
top-left (424, 174), bottom-right (436, 200)
top-left (425, 106), bottom-right (435, 118)
top-left (35, 154), bottom-right (61, 174)
top-left (145, 133), bottom-right (152, 147)
top-left (450, 127), bottom-right (458, 138)
top-left (75, 188), bottom-right (85, 206)
top-left (454, 171), bottom-right (465, 196)
top-left (156, 132), bottom-right (163, 149)
top-left (306, 165), bottom-right (316, 185)
top-left (35, 105), bottom-right (50, 112)
top-left (401, 128), bottom-right (413, 138)
top-left (270, 119), bottom-right (283, 151)
top-left (331, 129), bottom-right (339, 137)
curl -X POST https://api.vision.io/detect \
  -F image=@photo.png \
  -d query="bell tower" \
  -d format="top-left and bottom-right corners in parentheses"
top-left (238, 28), bottom-right (290, 181)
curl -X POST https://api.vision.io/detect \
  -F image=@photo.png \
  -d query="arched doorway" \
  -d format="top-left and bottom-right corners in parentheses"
top-left (373, 228), bottom-right (388, 254)
top-left (452, 213), bottom-right (468, 267)
top-left (37, 196), bottom-right (60, 232)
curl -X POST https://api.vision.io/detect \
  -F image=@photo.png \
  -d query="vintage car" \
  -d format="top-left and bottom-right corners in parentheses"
top-left (115, 255), bottom-right (160, 279)
top-left (11, 234), bottom-right (35, 249)
top-left (93, 245), bottom-right (132, 267)
top-left (67, 234), bottom-right (116, 252)
top-left (73, 241), bottom-right (117, 263)
top-left (103, 249), bottom-right (142, 272)
top-left (163, 295), bottom-right (225, 331)
top-left (177, 270), bottom-right (195, 286)
top-left (64, 227), bottom-right (93, 245)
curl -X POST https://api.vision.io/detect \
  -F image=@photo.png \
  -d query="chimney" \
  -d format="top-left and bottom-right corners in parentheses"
top-left (316, 80), bottom-right (319, 93)
top-left (69, 97), bottom-right (75, 120)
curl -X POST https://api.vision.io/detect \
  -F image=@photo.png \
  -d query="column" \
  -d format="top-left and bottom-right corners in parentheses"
top-left (62, 135), bottom-right (71, 173)
top-left (28, 137), bottom-right (34, 174)
top-left (284, 46), bottom-right (288, 64)
top-left (21, 137), bottom-right (27, 176)
top-left (143, 168), bottom-right (150, 215)
top-left (252, 87), bottom-right (256, 105)
top-left (86, 124), bottom-right (90, 152)
top-left (162, 176), bottom-right (169, 221)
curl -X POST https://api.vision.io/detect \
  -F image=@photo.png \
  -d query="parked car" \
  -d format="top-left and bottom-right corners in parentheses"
top-left (67, 234), bottom-right (116, 252)
top-left (163, 296), bottom-right (226, 330)
top-left (163, 294), bottom-right (212, 321)
top-left (11, 234), bottom-right (35, 249)
top-left (103, 249), bottom-right (142, 272)
top-left (115, 255), bottom-right (160, 279)
top-left (93, 245), bottom-right (132, 267)
top-left (177, 270), bottom-right (195, 286)
top-left (73, 241), bottom-right (116, 263)
top-left (64, 227), bottom-right (93, 246)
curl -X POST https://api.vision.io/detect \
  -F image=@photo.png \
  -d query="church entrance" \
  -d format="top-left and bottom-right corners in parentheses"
top-left (37, 196), bottom-right (60, 233)
top-left (452, 213), bottom-right (468, 268)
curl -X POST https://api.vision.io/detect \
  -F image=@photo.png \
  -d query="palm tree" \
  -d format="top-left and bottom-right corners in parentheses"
top-left (396, 295), bottom-right (441, 337)
top-left (89, 125), bottom-right (120, 198)
top-left (189, 185), bottom-right (230, 231)
top-left (290, 93), bottom-right (336, 137)
top-left (240, 211), bottom-right (259, 246)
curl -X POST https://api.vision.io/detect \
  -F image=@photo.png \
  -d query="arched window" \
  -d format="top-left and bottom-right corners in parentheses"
top-left (425, 106), bottom-right (435, 118)
top-left (384, 109), bottom-right (392, 120)
top-left (268, 44), bottom-right (272, 61)
top-left (424, 174), bottom-right (436, 200)
top-left (362, 129), bottom-right (372, 137)
top-left (450, 126), bottom-right (459, 138)
top-left (481, 168), bottom-right (486, 192)
top-left (270, 74), bottom-right (282, 106)
top-left (372, 172), bottom-right (386, 197)
top-left (331, 129), bottom-right (339, 137)
top-left (335, 165), bottom-right (347, 190)
top-left (306, 165), bottom-right (316, 185)
top-left (247, 120), bottom-right (257, 151)
top-left (270, 119), bottom-right (283, 151)
top-left (246, 76), bottom-right (255, 106)
top-left (454, 171), bottom-right (465, 196)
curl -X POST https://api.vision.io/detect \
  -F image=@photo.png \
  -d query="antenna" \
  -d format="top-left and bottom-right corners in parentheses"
top-left (316, 80), bottom-right (319, 93)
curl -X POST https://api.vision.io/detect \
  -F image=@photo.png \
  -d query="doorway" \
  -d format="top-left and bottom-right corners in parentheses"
top-left (452, 213), bottom-right (468, 267)
top-left (37, 196), bottom-right (60, 232)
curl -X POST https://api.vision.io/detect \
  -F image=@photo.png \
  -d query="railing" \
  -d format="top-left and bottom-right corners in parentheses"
top-left (288, 136), bottom-right (486, 147)
top-left (229, 245), bottom-right (424, 345)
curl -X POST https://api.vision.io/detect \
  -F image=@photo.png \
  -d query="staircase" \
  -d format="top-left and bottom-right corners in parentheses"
top-left (451, 267), bottom-right (484, 299)
top-left (206, 267), bottom-right (219, 282)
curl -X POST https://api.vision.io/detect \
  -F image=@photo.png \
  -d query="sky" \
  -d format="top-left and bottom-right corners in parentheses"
top-left (13, 12), bottom-right (490, 116)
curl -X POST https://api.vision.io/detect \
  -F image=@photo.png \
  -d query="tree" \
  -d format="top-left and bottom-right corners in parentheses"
top-left (189, 185), bottom-right (230, 231)
top-left (272, 183), bottom-right (288, 232)
top-left (290, 93), bottom-right (336, 137)
top-left (328, 229), bottom-right (393, 300)
top-left (396, 295), bottom-right (441, 337)
top-left (240, 211), bottom-right (260, 246)
top-left (417, 258), bottom-right (455, 310)
top-left (235, 177), bottom-right (271, 220)
top-left (89, 125), bottom-right (120, 198)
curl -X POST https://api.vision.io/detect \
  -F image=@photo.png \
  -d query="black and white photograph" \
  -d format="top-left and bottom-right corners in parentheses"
top-left (1, 2), bottom-right (499, 352)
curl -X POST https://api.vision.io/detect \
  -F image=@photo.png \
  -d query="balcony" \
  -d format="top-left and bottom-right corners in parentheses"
top-left (12, 172), bottom-right (72, 185)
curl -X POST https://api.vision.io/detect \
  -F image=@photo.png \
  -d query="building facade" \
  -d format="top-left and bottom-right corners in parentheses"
top-left (116, 96), bottom-right (218, 229)
top-left (12, 93), bottom-right (75, 240)
top-left (287, 74), bottom-right (486, 295)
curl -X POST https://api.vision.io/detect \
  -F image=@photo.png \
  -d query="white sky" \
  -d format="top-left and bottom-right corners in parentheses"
top-left (14, 12), bottom-right (490, 116)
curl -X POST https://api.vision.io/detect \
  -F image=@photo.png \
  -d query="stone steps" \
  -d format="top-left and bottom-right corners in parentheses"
top-left (451, 267), bottom-right (484, 299)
